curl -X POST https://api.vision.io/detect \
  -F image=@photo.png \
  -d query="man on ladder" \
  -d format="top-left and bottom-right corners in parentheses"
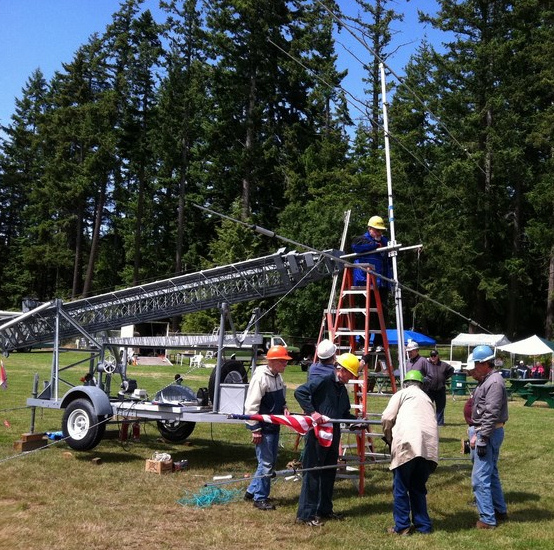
top-left (351, 215), bottom-right (392, 352)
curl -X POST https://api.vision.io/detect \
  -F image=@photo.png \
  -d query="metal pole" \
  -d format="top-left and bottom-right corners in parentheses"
top-left (30, 373), bottom-right (39, 433)
top-left (327, 210), bottom-right (351, 313)
top-left (212, 303), bottom-right (228, 413)
top-left (380, 63), bottom-right (406, 382)
top-left (204, 460), bottom-right (389, 487)
top-left (52, 300), bottom-right (61, 400)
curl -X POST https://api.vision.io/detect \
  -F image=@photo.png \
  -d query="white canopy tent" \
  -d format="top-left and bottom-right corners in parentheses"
top-left (449, 333), bottom-right (511, 365)
top-left (496, 334), bottom-right (554, 356)
top-left (497, 335), bottom-right (554, 381)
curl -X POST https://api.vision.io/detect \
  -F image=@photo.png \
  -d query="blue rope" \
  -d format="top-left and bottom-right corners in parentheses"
top-left (177, 486), bottom-right (242, 508)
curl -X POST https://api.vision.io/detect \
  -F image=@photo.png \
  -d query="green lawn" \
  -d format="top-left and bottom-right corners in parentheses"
top-left (1, 351), bottom-right (553, 550)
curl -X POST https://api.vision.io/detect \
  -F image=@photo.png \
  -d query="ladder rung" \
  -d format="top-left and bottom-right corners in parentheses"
top-left (338, 307), bottom-right (378, 314)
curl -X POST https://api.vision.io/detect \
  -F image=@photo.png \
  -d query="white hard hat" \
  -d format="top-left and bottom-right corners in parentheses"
top-left (406, 339), bottom-right (419, 352)
top-left (317, 339), bottom-right (337, 360)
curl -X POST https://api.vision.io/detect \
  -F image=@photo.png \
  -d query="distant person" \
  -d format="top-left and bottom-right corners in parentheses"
top-left (516, 360), bottom-right (529, 379)
top-left (244, 345), bottom-right (291, 511)
top-left (294, 353), bottom-right (360, 526)
top-left (351, 215), bottom-right (392, 351)
top-left (531, 361), bottom-right (545, 379)
top-left (469, 345), bottom-right (508, 529)
top-left (406, 340), bottom-right (427, 372)
top-left (381, 369), bottom-right (439, 535)
top-left (422, 350), bottom-right (455, 426)
top-left (308, 339), bottom-right (337, 379)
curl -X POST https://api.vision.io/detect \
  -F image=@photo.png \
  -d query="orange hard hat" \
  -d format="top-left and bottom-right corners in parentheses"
top-left (266, 345), bottom-right (292, 361)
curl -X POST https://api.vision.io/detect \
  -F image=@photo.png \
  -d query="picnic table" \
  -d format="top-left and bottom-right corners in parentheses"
top-left (368, 373), bottom-right (399, 394)
top-left (508, 378), bottom-right (547, 396)
top-left (523, 383), bottom-right (554, 408)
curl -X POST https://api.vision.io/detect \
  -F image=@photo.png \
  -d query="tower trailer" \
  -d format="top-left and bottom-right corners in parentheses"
top-left (0, 248), bottom-right (343, 451)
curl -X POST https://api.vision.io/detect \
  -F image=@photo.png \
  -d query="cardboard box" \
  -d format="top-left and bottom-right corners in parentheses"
top-left (145, 459), bottom-right (173, 474)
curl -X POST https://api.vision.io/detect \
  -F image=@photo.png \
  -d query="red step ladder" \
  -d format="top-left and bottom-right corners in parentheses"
top-left (317, 265), bottom-right (397, 494)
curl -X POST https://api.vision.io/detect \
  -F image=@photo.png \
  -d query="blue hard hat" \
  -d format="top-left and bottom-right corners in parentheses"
top-left (472, 345), bottom-right (495, 363)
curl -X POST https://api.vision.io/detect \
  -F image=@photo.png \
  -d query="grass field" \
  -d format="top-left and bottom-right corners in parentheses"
top-left (1, 351), bottom-right (554, 550)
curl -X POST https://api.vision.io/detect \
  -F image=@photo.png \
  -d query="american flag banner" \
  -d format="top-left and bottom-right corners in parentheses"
top-left (232, 414), bottom-right (334, 447)
top-left (0, 360), bottom-right (7, 390)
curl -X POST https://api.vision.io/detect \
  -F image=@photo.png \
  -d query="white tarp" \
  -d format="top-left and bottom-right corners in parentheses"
top-left (450, 333), bottom-right (511, 348)
top-left (497, 335), bottom-right (554, 356)
top-left (450, 333), bottom-right (511, 364)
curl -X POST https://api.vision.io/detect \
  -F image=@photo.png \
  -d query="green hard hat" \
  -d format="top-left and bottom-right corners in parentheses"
top-left (404, 370), bottom-right (424, 383)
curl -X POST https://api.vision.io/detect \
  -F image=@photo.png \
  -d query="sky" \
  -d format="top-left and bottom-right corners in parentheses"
top-left (0, 0), bottom-right (445, 131)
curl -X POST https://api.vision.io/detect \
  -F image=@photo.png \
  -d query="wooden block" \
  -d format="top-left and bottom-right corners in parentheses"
top-left (20, 432), bottom-right (47, 442)
top-left (145, 459), bottom-right (173, 474)
top-left (13, 438), bottom-right (48, 452)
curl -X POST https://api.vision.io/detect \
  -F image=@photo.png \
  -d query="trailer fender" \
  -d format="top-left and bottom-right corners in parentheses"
top-left (60, 386), bottom-right (113, 416)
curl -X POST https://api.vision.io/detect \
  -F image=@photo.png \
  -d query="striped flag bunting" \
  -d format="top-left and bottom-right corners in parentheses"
top-left (231, 413), bottom-right (334, 447)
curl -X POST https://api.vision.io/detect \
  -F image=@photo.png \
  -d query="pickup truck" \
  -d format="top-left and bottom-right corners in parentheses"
top-left (221, 333), bottom-right (301, 363)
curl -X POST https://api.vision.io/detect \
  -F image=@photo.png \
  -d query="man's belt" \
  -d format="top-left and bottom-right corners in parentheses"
top-left (474, 422), bottom-right (505, 430)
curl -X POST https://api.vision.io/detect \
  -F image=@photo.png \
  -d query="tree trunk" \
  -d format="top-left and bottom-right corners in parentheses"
top-left (546, 246), bottom-right (554, 339)
top-left (82, 182), bottom-right (107, 298)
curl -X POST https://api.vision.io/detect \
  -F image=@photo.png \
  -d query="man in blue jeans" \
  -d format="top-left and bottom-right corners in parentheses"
top-left (469, 345), bottom-right (509, 529)
top-left (244, 345), bottom-right (291, 510)
top-left (381, 370), bottom-right (439, 535)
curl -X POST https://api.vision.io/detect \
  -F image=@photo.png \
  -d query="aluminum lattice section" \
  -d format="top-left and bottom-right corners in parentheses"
top-left (0, 249), bottom-right (343, 352)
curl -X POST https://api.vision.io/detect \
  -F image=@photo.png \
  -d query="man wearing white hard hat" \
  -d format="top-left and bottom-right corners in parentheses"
top-left (406, 340), bottom-right (427, 372)
top-left (308, 339), bottom-right (337, 380)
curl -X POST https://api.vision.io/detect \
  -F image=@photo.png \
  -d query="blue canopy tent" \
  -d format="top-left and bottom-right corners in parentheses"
top-left (370, 329), bottom-right (435, 346)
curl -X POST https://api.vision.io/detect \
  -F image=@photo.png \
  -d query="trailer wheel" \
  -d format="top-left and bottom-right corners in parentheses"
top-left (156, 420), bottom-right (196, 442)
top-left (208, 360), bottom-right (248, 403)
top-left (62, 398), bottom-right (105, 451)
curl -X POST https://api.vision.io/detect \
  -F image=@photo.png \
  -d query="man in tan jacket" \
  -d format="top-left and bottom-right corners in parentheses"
top-left (381, 370), bottom-right (439, 535)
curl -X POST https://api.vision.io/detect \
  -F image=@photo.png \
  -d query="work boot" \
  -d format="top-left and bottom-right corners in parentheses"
top-left (387, 526), bottom-right (411, 535)
top-left (295, 517), bottom-right (324, 527)
top-left (476, 520), bottom-right (496, 529)
top-left (253, 499), bottom-right (275, 511)
top-left (320, 512), bottom-right (344, 521)
top-left (495, 511), bottom-right (508, 522)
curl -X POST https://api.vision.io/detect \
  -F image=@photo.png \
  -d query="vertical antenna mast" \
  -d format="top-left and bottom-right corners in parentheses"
top-left (327, 209), bottom-right (351, 312)
top-left (380, 63), bottom-right (406, 381)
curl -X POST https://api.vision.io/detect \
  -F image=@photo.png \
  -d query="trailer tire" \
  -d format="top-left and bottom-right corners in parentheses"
top-left (62, 398), bottom-right (105, 451)
top-left (156, 420), bottom-right (196, 442)
top-left (208, 360), bottom-right (248, 403)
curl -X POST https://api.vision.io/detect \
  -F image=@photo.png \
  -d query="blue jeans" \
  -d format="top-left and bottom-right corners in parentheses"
top-left (392, 457), bottom-right (433, 533)
top-left (296, 428), bottom-right (340, 520)
top-left (472, 427), bottom-right (507, 525)
top-left (427, 388), bottom-right (447, 425)
top-left (247, 430), bottom-right (280, 501)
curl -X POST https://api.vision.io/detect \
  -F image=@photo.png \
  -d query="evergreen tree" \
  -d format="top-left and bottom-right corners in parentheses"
top-left (103, 1), bottom-right (164, 286)
top-left (0, 70), bottom-right (49, 306)
top-left (391, 0), bottom-right (554, 337)
top-left (156, 0), bottom-right (212, 276)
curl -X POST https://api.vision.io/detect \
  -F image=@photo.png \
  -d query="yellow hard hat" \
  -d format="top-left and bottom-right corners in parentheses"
top-left (367, 215), bottom-right (386, 231)
top-left (336, 353), bottom-right (360, 377)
